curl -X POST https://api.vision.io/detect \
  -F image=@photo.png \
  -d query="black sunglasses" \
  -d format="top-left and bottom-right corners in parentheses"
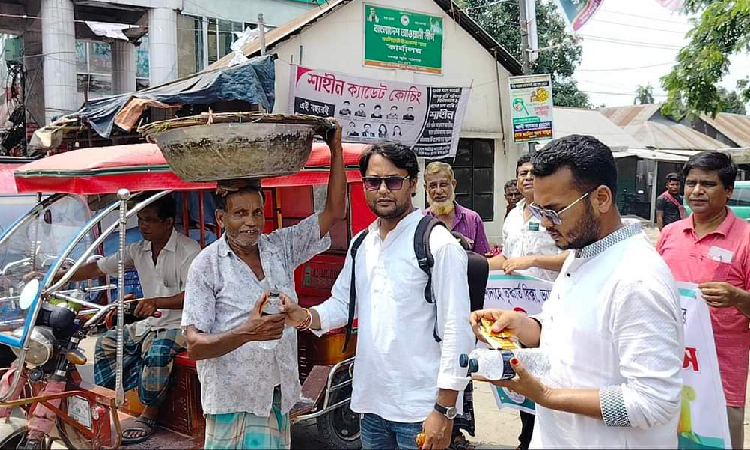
top-left (362, 176), bottom-right (411, 191)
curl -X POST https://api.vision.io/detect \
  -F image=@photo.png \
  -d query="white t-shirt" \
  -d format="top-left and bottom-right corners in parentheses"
top-left (98, 229), bottom-right (200, 335)
top-left (502, 199), bottom-right (562, 281)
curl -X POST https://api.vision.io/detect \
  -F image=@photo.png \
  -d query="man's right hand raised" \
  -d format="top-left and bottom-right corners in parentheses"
top-left (237, 293), bottom-right (285, 342)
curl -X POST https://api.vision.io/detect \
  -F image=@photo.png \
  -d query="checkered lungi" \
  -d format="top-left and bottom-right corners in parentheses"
top-left (204, 387), bottom-right (291, 450)
top-left (94, 323), bottom-right (185, 406)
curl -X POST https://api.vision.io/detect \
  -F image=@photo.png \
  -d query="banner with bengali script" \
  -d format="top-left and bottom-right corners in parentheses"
top-left (555, 0), bottom-right (604, 31)
top-left (676, 282), bottom-right (731, 449)
top-left (483, 272), bottom-right (553, 414)
top-left (288, 65), bottom-right (471, 158)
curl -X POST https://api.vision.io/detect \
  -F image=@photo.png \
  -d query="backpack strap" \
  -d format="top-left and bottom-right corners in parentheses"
top-left (414, 216), bottom-right (446, 343)
top-left (342, 230), bottom-right (368, 353)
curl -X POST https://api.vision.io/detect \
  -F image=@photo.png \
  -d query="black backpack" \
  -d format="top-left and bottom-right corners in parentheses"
top-left (342, 216), bottom-right (489, 352)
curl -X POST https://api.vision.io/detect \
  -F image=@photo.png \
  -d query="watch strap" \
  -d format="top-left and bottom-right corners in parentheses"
top-left (434, 403), bottom-right (457, 419)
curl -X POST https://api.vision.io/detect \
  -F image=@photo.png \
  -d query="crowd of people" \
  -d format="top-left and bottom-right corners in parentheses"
top-left (64, 125), bottom-right (748, 449)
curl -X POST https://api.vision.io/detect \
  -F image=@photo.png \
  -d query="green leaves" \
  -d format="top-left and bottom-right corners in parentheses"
top-left (634, 85), bottom-right (656, 105)
top-left (460, 0), bottom-right (591, 107)
top-left (661, 0), bottom-right (750, 116)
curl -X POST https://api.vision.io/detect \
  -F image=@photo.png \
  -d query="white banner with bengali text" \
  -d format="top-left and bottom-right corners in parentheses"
top-left (483, 272), bottom-right (553, 414)
top-left (676, 282), bottom-right (731, 449)
top-left (288, 65), bottom-right (470, 158)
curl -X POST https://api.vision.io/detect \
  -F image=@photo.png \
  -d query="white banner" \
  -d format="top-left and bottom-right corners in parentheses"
top-left (483, 272), bottom-right (553, 414)
top-left (676, 282), bottom-right (731, 449)
top-left (288, 65), bottom-right (471, 158)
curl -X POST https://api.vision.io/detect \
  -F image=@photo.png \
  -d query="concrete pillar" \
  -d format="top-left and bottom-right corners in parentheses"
top-left (22, 21), bottom-right (45, 127)
top-left (41, 0), bottom-right (77, 124)
top-left (111, 40), bottom-right (136, 94)
top-left (148, 7), bottom-right (178, 87)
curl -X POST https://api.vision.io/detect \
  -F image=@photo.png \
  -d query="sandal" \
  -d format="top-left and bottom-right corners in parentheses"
top-left (121, 416), bottom-right (158, 445)
top-left (450, 433), bottom-right (476, 450)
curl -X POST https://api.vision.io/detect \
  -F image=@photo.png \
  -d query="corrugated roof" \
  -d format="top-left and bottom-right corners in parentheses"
top-left (699, 112), bottom-right (750, 147)
top-left (553, 107), bottom-right (643, 151)
top-left (600, 104), bottom-right (662, 128)
top-left (625, 122), bottom-right (729, 151)
top-left (208, 0), bottom-right (522, 75)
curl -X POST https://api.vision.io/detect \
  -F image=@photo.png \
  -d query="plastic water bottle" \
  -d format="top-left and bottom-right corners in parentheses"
top-left (257, 284), bottom-right (282, 351)
top-left (459, 347), bottom-right (550, 380)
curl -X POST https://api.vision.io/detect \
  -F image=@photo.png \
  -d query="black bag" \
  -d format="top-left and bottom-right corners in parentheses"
top-left (342, 216), bottom-right (489, 351)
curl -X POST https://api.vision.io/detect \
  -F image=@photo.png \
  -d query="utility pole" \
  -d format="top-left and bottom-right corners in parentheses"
top-left (518, 0), bottom-right (535, 151)
top-left (519, 0), bottom-right (531, 75)
top-left (258, 14), bottom-right (267, 56)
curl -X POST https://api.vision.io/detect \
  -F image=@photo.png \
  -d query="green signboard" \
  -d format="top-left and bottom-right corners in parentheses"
top-left (363, 4), bottom-right (443, 74)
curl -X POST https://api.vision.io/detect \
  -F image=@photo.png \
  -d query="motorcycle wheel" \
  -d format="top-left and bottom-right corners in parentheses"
top-left (0, 426), bottom-right (50, 450)
top-left (55, 399), bottom-right (91, 450)
top-left (316, 371), bottom-right (361, 449)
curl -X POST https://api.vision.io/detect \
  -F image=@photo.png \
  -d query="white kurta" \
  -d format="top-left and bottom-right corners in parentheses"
top-left (532, 224), bottom-right (684, 448)
top-left (313, 210), bottom-right (475, 423)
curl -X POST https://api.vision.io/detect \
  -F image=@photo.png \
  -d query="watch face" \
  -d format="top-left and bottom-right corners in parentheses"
top-left (446, 407), bottom-right (458, 419)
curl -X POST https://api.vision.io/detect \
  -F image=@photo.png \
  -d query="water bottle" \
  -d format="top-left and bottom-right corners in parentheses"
top-left (459, 347), bottom-right (550, 380)
top-left (257, 286), bottom-right (282, 350)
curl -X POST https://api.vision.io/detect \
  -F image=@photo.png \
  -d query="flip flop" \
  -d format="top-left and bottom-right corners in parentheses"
top-left (121, 416), bottom-right (158, 445)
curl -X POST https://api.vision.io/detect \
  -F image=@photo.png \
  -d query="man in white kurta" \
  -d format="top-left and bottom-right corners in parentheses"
top-left (283, 143), bottom-right (475, 450)
top-left (471, 135), bottom-right (683, 448)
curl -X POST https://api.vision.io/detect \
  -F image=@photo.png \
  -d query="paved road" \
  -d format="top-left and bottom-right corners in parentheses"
top-left (3, 335), bottom-right (750, 449)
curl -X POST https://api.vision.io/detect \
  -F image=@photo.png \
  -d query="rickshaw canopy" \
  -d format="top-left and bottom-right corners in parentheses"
top-left (14, 142), bottom-right (369, 195)
top-left (0, 164), bottom-right (22, 194)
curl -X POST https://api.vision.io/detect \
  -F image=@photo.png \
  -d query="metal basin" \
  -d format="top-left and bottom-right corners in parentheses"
top-left (150, 122), bottom-right (318, 182)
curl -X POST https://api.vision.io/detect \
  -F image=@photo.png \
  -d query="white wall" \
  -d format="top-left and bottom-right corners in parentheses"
top-left (268, 0), bottom-right (524, 244)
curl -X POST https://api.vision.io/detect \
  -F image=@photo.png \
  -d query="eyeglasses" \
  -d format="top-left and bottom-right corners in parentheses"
top-left (362, 176), bottom-right (411, 191)
top-left (528, 189), bottom-right (595, 225)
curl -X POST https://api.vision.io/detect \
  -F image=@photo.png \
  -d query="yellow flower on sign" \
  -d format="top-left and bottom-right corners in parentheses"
top-left (531, 87), bottom-right (549, 103)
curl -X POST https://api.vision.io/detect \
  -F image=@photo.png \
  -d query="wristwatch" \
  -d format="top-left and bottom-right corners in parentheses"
top-left (434, 403), bottom-right (458, 420)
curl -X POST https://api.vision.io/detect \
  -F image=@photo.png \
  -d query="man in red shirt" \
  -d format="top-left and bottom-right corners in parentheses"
top-left (657, 151), bottom-right (750, 450)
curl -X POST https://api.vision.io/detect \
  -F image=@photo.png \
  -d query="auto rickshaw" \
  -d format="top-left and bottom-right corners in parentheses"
top-left (0, 140), bottom-right (374, 449)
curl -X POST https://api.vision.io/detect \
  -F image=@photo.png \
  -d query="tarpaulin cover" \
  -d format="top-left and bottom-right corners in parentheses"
top-left (14, 142), bottom-right (365, 195)
top-left (77, 55), bottom-right (276, 138)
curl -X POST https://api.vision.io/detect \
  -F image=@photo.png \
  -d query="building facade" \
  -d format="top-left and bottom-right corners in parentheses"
top-left (210, 0), bottom-right (525, 243)
top-left (0, 0), bottom-right (319, 127)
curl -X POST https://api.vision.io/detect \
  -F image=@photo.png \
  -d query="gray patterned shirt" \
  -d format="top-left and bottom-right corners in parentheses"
top-left (182, 214), bottom-right (331, 416)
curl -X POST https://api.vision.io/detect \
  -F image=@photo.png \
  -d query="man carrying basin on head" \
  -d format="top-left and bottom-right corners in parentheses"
top-left (44, 194), bottom-right (201, 445)
top-left (181, 124), bottom-right (347, 450)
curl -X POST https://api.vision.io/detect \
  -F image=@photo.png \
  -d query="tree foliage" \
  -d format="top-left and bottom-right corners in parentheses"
top-left (459, 0), bottom-right (591, 108)
top-left (634, 84), bottom-right (656, 104)
top-left (661, 0), bottom-right (750, 117)
top-left (717, 87), bottom-right (747, 115)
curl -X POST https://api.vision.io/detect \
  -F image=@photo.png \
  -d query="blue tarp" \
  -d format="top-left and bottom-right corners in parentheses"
top-left (77, 55), bottom-right (276, 138)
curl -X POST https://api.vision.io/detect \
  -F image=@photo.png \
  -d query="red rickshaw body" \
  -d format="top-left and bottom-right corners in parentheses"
top-left (6, 142), bottom-right (374, 448)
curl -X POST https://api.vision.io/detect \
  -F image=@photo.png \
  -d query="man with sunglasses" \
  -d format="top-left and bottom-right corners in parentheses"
top-left (282, 143), bottom-right (474, 450)
top-left (488, 154), bottom-right (567, 450)
top-left (471, 135), bottom-right (683, 448)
